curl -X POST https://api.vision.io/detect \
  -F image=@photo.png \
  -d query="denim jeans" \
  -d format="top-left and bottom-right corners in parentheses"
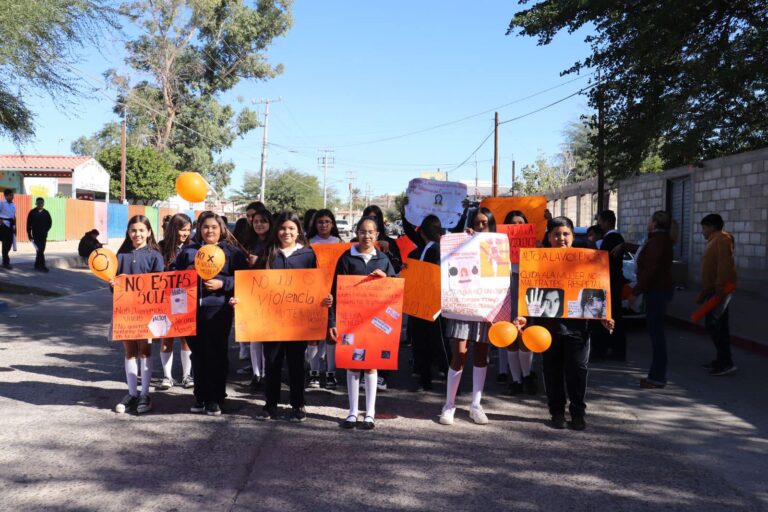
top-left (645, 289), bottom-right (673, 383)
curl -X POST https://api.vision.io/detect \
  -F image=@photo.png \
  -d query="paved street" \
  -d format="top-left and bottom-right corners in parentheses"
top-left (1, 267), bottom-right (767, 511)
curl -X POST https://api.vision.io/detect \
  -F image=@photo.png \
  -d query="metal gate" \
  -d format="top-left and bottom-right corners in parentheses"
top-left (666, 176), bottom-right (691, 261)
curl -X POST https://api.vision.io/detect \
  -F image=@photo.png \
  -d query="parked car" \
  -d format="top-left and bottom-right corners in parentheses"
top-left (336, 219), bottom-right (352, 238)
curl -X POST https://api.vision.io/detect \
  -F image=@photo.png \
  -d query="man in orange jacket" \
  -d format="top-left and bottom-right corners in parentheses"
top-left (698, 214), bottom-right (737, 376)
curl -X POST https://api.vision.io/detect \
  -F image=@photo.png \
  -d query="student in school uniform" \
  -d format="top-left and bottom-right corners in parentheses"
top-left (156, 213), bottom-right (194, 390)
top-left (439, 207), bottom-right (498, 426)
top-left (237, 206), bottom-right (273, 390)
top-left (112, 215), bottom-right (165, 414)
top-left (175, 212), bottom-right (248, 416)
top-left (305, 208), bottom-right (343, 389)
top-left (253, 211), bottom-right (331, 422)
top-left (329, 216), bottom-right (397, 430)
top-left (515, 216), bottom-right (614, 431)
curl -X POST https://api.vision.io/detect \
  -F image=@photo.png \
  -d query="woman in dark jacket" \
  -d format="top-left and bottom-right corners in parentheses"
top-left (630, 211), bottom-right (674, 389)
top-left (174, 212), bottom-right (248, 416)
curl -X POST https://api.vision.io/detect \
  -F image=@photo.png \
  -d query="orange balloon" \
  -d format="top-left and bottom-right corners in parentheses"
top-left (88, 248), bottom-right (118, 282)
top-left (488, 321), bottom-right (518, 348)
top-left (195, 244), bottom-right (225, 280)
top-left (522, 325), bottom-right (552, 353)
top-left (176, 172), bottom-right (208, 203)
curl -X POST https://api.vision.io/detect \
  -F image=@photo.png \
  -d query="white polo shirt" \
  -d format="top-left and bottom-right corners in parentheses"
top-left (0, 199), bottom-right (16, 228)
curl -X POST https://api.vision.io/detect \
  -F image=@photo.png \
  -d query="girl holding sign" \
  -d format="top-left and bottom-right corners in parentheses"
top-left (516, 216), bottom-right (614, 431)
top-left (439, 207), bottom-right (497, 426)
top-left (157, 213), bottom-right (194, 391)
top-left (329, 216), bottom-right (397, 430)
top-left (113, 215), bottom-right (164, 415)
top-left (306, 209), bottom-right (343, 389)
top-left (238, 206), bottom-right (273, 390)
top-left (175, 212), bottom-right (248, 416)
top-left (254, 211), bottom-right (331, 422)
top-left (503, 210), bottom-right (537, 396)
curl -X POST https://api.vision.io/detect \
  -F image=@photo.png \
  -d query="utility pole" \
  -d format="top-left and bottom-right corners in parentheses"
top-left (492, 112), bottom-right (499, 197)
top-left (255, 98), bottom-right (281, 203)
top-left (365, 183), bottom-right (372, 206)
top-left (511, 159), bottom-right (516, 196)
top-left (317, 149), bottom-right (334, 208)
top-left (347, 171), bottom-right (355, 224)
top-left (596, 79), bottom-right (606, 213)
top-left (120, 105), bottom-right (127, 203)
top-left (474, 156), bottom-right (479, 199)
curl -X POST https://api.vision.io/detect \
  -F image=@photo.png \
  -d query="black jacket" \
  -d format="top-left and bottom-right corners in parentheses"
top-left (407, 242), bottom-right (440, 265)
top-left (329, 248), bottom-right (397, 327)
top-left (27, 208), bottom-right (52, 239)
top-left (174, 241), bottom-right (249, 307)
top-left (116, 246), bottom-right (164, 276)
top-left (78, 235), bottom-right (102, 259)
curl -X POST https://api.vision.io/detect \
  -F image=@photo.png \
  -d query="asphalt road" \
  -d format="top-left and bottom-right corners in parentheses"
top-left (0, 267), bottom-right (766, 511)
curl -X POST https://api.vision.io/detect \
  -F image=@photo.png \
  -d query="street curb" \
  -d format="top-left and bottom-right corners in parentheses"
top-left (666, 315), bottom-right (768, 359)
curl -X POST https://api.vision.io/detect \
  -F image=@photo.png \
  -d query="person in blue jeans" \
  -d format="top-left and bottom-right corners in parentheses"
top-left (630, 211), bottom-right (674, 388)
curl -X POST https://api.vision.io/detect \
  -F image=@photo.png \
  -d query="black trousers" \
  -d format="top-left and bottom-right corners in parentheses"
top-left (264, 341), bottom-right (307, 408)
top-left (33, 236), bottom-right (47, 268)
top-left (542, 330), bottom-right (590, 418)
top-left (592, 297), bottom-right (625, 359)
top-left (411, 316), bottom-right (449, 385)
top-left (705, 307), bottom-right (732, 366)
top-left (187, 305), bottom-right (233, 403)
top-left (0, 225), bottom-right (12, 265)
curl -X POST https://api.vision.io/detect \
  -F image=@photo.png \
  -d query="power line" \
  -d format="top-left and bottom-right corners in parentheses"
top-left (447, 129), bottom-right (495, 173)
top-left (499, 82), bottom-right (600, 125)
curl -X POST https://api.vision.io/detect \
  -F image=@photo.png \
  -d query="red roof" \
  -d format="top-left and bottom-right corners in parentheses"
top-left (0, 155), bottom-right (92, 171)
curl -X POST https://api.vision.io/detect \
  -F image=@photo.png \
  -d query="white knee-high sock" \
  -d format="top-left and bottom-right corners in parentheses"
top-left (140, 357), bottom-right (152, 396)
top-left (507, 350), bottom-right (523, 383)
top-left (180, 349), bottom-right (192, 378)
top-left (498, 347), bottom-right (509, 374)
top-left (307, 344), bottom-right (319, 372)
top-left (160, 350), bottom-right (173, 380)
top-left (326, 344), bottom-right (336, 372)
top-left (472, 366), bottom-right (487, 408)
top-left (347, 370), bottom-right (360, 417)
top-left (445, 368), bottom-right (462, 409)
top-left (125, 358), bottom-right (138, 396)
top-left (519, 351), bottom-right (533, 378)
top-left (364, 371), bottom-right (378, 419)
top-left (250, 342), bottom-right (263, 377)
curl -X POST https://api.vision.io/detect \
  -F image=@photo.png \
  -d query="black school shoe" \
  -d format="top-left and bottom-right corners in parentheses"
top-left (261, 405), bottom-right (279, 420)
top-left (289, 407), bottom-right (307, 422)
top-left (550, 413), bottom-right (566, 429)
top-left (341, 415), bottom-right (357, 429)
top-left (569, 416), bottom-right (586, 431)
top-left (206, 402), bottom-right (222, 416)
top-left (190, 400), bottom-right (206, 413)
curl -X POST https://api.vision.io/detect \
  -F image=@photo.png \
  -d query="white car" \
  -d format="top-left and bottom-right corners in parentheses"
top-left (336, 219), bottom-right (352, 238)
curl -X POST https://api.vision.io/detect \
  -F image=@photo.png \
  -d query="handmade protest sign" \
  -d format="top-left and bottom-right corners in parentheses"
top-left (112, 270), bottom-right (197, 340)
top-left (496, 224), bottom-right (538, 263)
top-left (335, 275), bottom-right (404, 370)
top-left (234, 269), bottom-right (329, 342)
top-left (395, 235), bottom-right (417, 261)
top-left (479, 196), bottom-right (548, 239)
top-left (518, 248), bottom-right (611, 320)
top-left (405, 178), bottom-right (467, 229)
top-left (440, 233), bottom-right (512, 322)
top-left (312, 243), bottom-right (354, 292)
top-left (400, 258), bottom-right (441, 321)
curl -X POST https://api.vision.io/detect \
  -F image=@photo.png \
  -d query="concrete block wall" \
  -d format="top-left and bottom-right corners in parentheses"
top-left (616, 173), bottom-right (666, 244)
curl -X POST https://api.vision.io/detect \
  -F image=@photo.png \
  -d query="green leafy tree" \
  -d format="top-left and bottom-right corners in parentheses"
top-left (234, 168), bottom-right (323, 214)
top-left (0, 0), bottom-right (116, 143)
top-left (78, 0), bottom-right (291, 191)
top-left (518, 151), bottom-right (571, 195)
top-left (508, 1), bottom-right (768, 177)
top-left (96, 145), bottom-right (178, 201)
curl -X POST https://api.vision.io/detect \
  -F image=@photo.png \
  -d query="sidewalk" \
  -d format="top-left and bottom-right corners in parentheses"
top-left (666, 287), bottom-right (767, 357)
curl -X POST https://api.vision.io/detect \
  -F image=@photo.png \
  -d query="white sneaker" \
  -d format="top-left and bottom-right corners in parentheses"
top-left (469, 405), bottom-right (489, 425)
top-left (377, 376), bottom-right (387, 391)
top-left (156, 377), bottom-right (173, 390)
top-left (439, 405), bottom-right (456, 425)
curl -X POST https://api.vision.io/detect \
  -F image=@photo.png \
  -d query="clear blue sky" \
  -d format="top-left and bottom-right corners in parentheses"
top-left (0, 1), bottom-right (594, 199)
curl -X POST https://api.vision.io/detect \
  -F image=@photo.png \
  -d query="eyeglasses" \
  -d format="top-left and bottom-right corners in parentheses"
top-left (357, 230), bottom-right (377, 236)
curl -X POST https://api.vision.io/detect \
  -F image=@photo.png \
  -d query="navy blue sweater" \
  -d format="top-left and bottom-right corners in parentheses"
top-left (117, 246), bottom-right (164, 275)
top-left (174, 241), bottom-right (248, 307)
top-left (262, 245), bottom-right (317, 270)
top-left (329, 248), bottom-right (397, 328)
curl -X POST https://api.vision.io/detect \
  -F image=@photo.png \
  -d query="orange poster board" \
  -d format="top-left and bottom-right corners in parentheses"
top-left (396, 235), bottom-right (417, 260)
top-left (518, 248), bottom-right (611, 320)
top-left (312, 243), bottom-right (353, 291)
top-left (496, 224), bottom-right (538, 263)
top-left (480, 196), bottom-right (548, 240)
top-left (234, 269), bottom-right (329, 342)
top-left (112, 270), bottom-right (197, 341)
top-left (335, 275), bottom-right (405, 370)
top-left (400, 258), bottom-right (441, 321)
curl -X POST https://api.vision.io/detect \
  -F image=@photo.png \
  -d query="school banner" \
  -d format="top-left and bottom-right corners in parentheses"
top-left (496, 224), bottom-right (538, 263)
top-left (440, 233), bottom-right (512, 322)
top-left (479, 196), bottom-right (548, 240)
top-left (112, 270), bottom-right (197, 341)
top-left (234, 269), bottom-right (329, 342)
top-left (335, 275), bottom-right (405, 371)
top-left (405, 178), bottom-right (467, 229)
top-left (400, 258), bottom-right (441, 321)
top-left (518, 248), bottom-right (611, 320)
